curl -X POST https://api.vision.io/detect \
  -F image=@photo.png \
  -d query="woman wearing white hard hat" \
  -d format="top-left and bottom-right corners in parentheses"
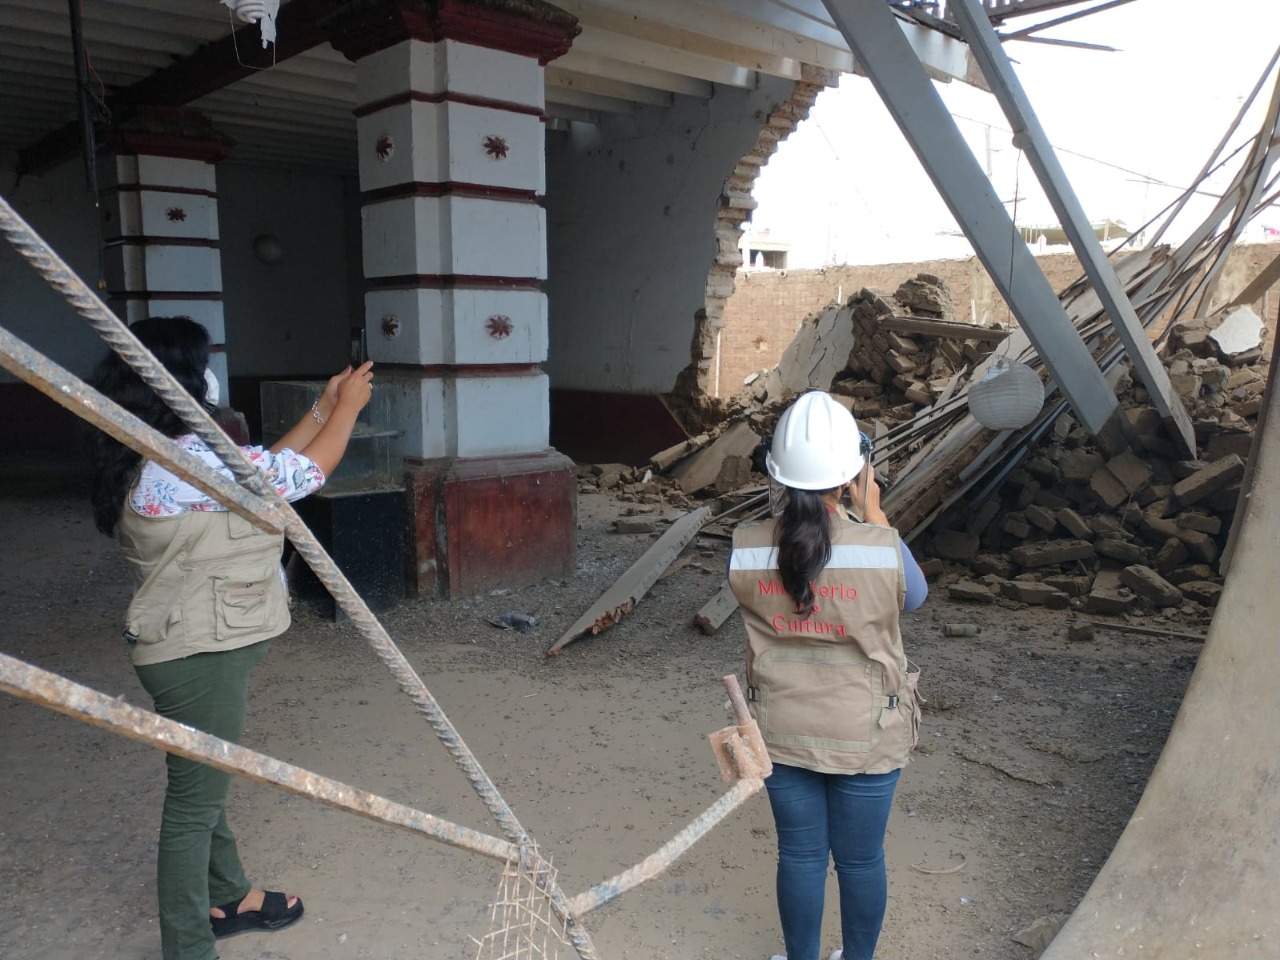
top-left (728, 390), bottom-right (928, 960)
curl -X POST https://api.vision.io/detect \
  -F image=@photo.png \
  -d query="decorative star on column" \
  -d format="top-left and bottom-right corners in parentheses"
top-left (482, 135), bottom-right (509, 160)
top-left (486, 315), bottom-right (514, 339)
top-left (375, 134), bottom-right (394, 161)
top-left (166, 207), bottom-right (187, 222)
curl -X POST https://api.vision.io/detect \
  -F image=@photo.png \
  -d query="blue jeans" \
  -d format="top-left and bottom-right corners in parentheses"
top-left (764, 763), bottom-right (901, 960)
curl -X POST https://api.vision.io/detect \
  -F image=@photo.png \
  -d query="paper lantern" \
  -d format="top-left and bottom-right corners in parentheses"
top-left (968, 358), bottom-right (1044, 430)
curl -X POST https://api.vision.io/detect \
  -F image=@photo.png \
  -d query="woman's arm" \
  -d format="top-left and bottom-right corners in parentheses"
top-left (899, 540), bottom-right (929, 612)
top-left (270, 362), bottom-right (370, 455)
top-left (294, 362), bottom-right (374, 477)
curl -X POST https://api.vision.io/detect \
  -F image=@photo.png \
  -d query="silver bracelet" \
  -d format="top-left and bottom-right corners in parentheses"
top-left (310, 400), bottom-right (327, 426)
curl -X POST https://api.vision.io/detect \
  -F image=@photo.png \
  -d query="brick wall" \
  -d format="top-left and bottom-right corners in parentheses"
top-left (715, 245), bottom-right (1280, 398)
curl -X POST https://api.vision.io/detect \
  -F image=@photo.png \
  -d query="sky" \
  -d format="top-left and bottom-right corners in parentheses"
top-left (748, 0), bottom-right (1280, 268)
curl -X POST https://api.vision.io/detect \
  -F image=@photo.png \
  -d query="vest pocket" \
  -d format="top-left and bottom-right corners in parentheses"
top-left (755, 646), bottom-right (881, 754)
top-left (905, 660), bottom-right (924, 749)
top-left (212, 564), bottom-right (286, 642)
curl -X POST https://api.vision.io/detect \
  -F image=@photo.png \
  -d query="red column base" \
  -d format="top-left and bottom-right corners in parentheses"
top-left (405, 450), bottom-right (577, 599)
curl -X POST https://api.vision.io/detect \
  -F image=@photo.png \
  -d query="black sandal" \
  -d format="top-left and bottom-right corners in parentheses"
top-left (210, 890), bottom-right (304, 939)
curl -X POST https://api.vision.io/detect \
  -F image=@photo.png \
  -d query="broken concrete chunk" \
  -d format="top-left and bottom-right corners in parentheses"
top-left (1044, 573), bottom-right (1095, 597)
top-left (1173, 527), bottom-right (1218, 565)
top-left (1168, 564), bottom-right (1216, 585)
top-left (1119, 565), bottom-right (1183, 607)
top-left (1171, 454), bottom-right (1245, 507)
top-left (614, 518), bottom-right (657, 535)
top-left (1010, 539), bottom-right (1095, 568)
top-left (972, 554), bottom-right (1015, 578)
top-left (1002, 513), bottom-right (1033, 539)
top-left (1208, 305), bottom-right (1265, 359)
top-left (1024, 504), bottom-right (1058, 533)
top-left (1153, 537), bottom-right (1189, 574)
top-left (1176, 512), bottom-right (1222, 536)
top-left (1087, 572), bottom-right (1138, 615)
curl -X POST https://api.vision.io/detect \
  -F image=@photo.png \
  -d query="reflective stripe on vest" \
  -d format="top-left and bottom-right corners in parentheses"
top-left (729, 543), bottom-right (899, 572)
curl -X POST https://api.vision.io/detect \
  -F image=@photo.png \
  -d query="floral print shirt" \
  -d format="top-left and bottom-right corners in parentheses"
top-left (129, 433), bottom-right (326, 518)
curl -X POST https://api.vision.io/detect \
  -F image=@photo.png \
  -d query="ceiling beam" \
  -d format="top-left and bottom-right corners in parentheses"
top-left (555, 49), bottom-right (714, 99)
top-left (545, 68), bottom-right (674, 109)
top-left (545, 87), bottom-right (641, 116)
top-left (572, 28), bottom-right (758, 89)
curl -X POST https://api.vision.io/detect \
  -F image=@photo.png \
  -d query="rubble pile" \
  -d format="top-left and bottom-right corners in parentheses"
top-left (738, 274), bottom-right (1006, 426)
top-left (931, 303), bottom-right (1271, 618)
top-left (835, 276), bottom-right (1004, 421)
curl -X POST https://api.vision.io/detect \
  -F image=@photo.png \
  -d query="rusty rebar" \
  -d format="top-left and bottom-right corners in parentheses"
top-left (566, 777), bottom-right (763, 917)
top-left (0, 653), bottom-right (519, 862)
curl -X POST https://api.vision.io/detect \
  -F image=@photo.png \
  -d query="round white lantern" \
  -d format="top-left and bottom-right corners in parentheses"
top-left (968, 358), bottom-right (1044, 430)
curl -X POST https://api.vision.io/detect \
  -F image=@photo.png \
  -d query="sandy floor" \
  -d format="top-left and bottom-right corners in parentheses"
top-left (0, 478), bottom-right (1202, 960)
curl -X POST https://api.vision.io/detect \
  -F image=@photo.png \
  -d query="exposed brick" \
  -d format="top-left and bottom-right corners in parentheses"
top-left (1171, 454), bottom-right (1245, 507)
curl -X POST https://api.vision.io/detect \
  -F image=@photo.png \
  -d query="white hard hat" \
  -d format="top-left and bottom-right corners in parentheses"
top-left (766, 391), bottom-right (865, 490)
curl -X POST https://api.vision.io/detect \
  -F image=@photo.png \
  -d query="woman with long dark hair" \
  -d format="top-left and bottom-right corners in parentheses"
top-left (89, 316), bottom-right (373, 960)
top-left (728, 391), bottom-right (928, 960)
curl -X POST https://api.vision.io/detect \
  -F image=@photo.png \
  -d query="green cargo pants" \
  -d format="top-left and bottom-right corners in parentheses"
top-left (135, 640), bottom-right (271, 960)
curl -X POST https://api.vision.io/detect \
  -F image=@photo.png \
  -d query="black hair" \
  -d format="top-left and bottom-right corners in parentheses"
top-left (88, 316), bottom-right (212, 536)
top-left (775, 486), bottom-right (837, 618)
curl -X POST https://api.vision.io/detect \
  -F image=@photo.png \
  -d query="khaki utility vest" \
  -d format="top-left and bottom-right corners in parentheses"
top-left (118, 506), bottom-right (290, 666)
top-left (728, 515), bottom-right (922, 776)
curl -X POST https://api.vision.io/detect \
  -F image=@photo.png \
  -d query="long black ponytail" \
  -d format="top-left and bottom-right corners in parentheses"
top-left (775, 487), bottom-right (835, 617)
top-left (88, 317), bottom-right (211, 536)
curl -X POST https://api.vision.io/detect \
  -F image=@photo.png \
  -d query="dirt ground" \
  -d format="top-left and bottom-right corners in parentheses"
top-left (0, 465), bottom-right (1204, 960)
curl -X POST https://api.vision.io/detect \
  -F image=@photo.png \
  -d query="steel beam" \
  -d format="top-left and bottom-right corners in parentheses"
top-left (949, 0), bottom-right (1196, 457)
top-left (819, 0), bottom-right (1122, 444)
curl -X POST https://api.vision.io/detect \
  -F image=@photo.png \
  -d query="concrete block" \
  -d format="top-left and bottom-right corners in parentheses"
top-left (1090, 468), bottom-right (1130, 510)
top-left (1024, 504), bottom-right (1058, 533)
top-left (1119, 565), bottom-right (1183, 607)
top-left (965, 498), bottom-right (1002, 536)
top-left (1180, 580), bottom-right (1223, 606)
top-left (1204, 432), bottom-right (1252, 464)
top-left (1094, 539), bottom-right (1149, 565)
top-left (1057, 509), bottom-right (1094, 540)
top-left (1033, 489), bottom-right (1073, 510)
top-left (1044, 573), bottom-right (1095, 597)
top-left (1176, 513), bottom-right (1222, 536)
top-left (971, 554), bottom-right (1015, 578)
top-left (1087, 582), bottom-right (1138, 615)
top-left (1088, 515), bottom-right (1124, 539)
top-left (1169, 373), bottom-right (1202, 397)
top-left (1168, 564), bottom-right (1216, 585)
top-left (917, 558), bottom-right (945, 580)
top-left (1010, 539), bottom-right (1095, 568)
top-left (1002, 513), bottom-right (1032, 539)
top-left (1171, 454), bottom-right (1245, 506)
top-left (949, 580), bottom-right (997, 603)
top-left (1153, 537), bottom-right (1189, 574)
top-left (1173, 527), bottom-right (1218, 565)
top-left (1003, 580), bottom-right (1070, 607)
top-left (1015, 480), bottom-right (1041, 510)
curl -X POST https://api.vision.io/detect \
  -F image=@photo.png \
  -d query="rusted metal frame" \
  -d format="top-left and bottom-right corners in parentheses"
top-left (0, 326), bottom-right (284, 534)
top-left (0, 197), bottom-right (604, 959)
top-left (566, 676), bottom-right (766, 917)
top-left (0, 652), bottom-right (520, 863)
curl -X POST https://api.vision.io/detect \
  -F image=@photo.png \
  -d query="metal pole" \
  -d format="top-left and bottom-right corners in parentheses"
top-left (0, 653), bottom-right (520, 863)
top-left (818, 0), bottom-right (1124, 447)
top-left (949, 0), bottom-right (1196, 457)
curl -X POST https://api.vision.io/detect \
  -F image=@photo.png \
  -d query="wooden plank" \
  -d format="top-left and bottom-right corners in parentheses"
top-left (694, 580), bottom-right (739, 635)
top-left (547, 507), bottom-right (712, 656)
top-left (880, 315), bottom-right (1010, 343)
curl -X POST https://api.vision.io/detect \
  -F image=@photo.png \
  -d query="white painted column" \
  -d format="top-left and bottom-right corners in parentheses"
top-left (101, 116), bottom-right (231, 396)
top-left (354, 38), bottom-right (552, 460)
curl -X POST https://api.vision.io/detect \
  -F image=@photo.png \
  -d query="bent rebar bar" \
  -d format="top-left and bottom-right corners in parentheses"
top-left (0, 653), bottom-right (520, 863)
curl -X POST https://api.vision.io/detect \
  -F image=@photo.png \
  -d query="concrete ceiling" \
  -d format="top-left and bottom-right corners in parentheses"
top-left (0, 0), bottom-right (1099, 175)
